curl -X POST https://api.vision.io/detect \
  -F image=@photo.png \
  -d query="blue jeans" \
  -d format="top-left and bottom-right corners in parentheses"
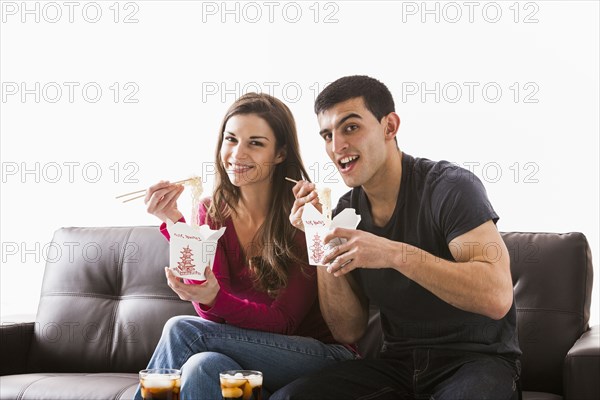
top-left (133, 316), bottom-right (355, 400)
top-left (271, 348), bottom-right (521, 400)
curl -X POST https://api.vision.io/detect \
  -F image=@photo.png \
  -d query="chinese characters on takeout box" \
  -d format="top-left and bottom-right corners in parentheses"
top-left (166, 219), bottom-right (226, 280)
top-left (301, 203), bottom-right (361, 266)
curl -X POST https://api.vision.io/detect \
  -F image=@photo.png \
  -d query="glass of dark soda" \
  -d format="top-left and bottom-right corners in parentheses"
top-left (220, 370), bottom-right (263, 400)
top-left (139, 368), bottom-right (181, 400)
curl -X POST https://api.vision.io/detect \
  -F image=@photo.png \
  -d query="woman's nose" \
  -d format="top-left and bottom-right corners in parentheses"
top-left (231, 143), bottom-right (246, 159)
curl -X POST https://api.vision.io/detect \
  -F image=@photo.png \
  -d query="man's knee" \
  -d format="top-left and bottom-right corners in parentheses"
top-left (270, 378), bottom-right (313, 400)
top-left (434, 356), bottom-right (517, 400)
top-left (269, 386), bottom-right (296, 400)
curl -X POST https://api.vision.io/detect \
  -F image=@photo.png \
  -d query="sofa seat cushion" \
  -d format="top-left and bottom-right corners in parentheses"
top-left (522, 392), bottom-right (562, 400)
top-left (0, 373), bottom-right (138, 400)
top-left (0, 375), bottom-right (567, 400)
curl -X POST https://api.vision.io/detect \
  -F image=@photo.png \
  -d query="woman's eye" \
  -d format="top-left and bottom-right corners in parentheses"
top-left (250, 141), bottom-right (264, 147)
top-left (224, 136), bottom-right (237, 143)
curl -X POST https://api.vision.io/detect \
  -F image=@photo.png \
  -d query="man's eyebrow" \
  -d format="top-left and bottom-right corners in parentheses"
top-left (319, 113), bottom-right (363, 136)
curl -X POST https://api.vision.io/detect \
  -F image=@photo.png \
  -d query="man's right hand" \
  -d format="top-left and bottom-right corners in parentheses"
top-left (144, 180), bottom-right (185, 223)
top-left (289, 180), bottom-right (322, 231)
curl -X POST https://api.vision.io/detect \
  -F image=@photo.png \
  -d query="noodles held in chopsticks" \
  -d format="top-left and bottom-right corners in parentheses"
top-left (185, 176), bottom-right (203, 226)
top-left (317, 187), bottom-right (332, 221)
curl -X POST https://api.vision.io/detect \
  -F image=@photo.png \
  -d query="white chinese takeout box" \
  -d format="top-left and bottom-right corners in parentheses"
top-left (301, 203), bottom-right (361, 266)
top-left (166, 219), bottom-right (226, 280)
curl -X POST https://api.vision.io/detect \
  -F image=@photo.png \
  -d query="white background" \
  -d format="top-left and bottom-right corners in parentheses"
top-left (1, 1), bottom-right (599, 326)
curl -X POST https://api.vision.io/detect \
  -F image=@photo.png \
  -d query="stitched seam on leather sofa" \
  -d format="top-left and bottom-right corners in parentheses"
top-left (114, 382), bottom-right (140, 400)
top-left (106, 228), bottom-right (132, 370)
top-left (581, 233), bottom-right (590, 333)
top-left (17, 375), bottom-right (57, 400)
top-left (517, 308), bottom-right (584, 316)
top-left (566, 355), bottom-right (599, 358)
top-left (40, 292), bottom-right (182, 301)
top-left (15, 374), bottom-right (138, 400)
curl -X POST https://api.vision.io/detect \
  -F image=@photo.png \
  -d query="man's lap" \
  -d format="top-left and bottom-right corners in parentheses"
top-left (270, 349), bottom-right (520, 400)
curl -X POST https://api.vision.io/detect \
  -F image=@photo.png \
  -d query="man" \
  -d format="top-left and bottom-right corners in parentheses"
top-left (272, 76), bottom-right (521, 399)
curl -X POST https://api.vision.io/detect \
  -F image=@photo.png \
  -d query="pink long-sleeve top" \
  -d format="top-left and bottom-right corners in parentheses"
top-left (159, 202), bottom-right (338, 344)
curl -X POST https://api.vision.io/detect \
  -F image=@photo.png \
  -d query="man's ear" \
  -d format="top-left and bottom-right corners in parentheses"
top-left (383, 112), bottom-right (401, 141)
top-left (275, 146), bottom-right (287, 164)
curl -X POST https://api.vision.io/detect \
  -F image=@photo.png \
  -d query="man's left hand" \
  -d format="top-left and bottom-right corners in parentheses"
top-left (322, 228), bottom-right (397, 277)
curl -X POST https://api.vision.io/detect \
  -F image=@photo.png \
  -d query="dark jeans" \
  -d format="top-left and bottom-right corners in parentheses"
top-left (270, 348), bottom-right (521, 400)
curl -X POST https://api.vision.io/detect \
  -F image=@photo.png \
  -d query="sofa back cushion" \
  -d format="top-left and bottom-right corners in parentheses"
top-left (504, 232), bottom-right (593, 394)
top-left (357, 232), bottom-right (593, 396)
top-left (27, 226), bottom-right (196, 373)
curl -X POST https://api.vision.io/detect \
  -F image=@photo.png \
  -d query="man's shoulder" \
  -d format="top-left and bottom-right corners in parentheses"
top-left (409, 155), bottom-right (481, 190)
top-left (411, 155), bottom-right (461, 177)
top-left (332, 187), bottom-right (361, 216)
top-left (337, 188), bottom-right (354, 206)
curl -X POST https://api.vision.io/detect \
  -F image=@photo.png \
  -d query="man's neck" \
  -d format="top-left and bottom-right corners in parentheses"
top-left (362, 149), bottom-right (403, 227)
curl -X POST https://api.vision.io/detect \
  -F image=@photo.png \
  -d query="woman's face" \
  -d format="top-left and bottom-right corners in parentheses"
top-left (220, 114), bottom-right (285, 188)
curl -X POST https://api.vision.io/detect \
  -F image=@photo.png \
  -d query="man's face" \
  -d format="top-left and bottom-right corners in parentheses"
top-left (317, 97), bottom-right (388, 188)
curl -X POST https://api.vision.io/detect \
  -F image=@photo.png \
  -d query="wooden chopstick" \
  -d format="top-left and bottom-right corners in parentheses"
top-left (115, 189), bottom-right (146, 199)
top-left (285, 177), bottom-right (299, 184)
top-left (116, 178), bottom-right (195, 202)
top-left (121, 193), bottom-right (146, 203)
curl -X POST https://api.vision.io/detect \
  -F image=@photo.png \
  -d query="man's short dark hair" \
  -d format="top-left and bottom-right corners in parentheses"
top-left (314, 75), bottom-right (395, 121)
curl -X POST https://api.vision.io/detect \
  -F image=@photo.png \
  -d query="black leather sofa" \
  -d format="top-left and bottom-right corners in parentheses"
top-left (1, 227), bottom-right (598, 399)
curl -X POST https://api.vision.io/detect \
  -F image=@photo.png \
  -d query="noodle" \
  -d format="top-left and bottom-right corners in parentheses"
top-left (185, 176), bottom-right (203, 226)
top-left (317, 187), bottom-right (332, 221)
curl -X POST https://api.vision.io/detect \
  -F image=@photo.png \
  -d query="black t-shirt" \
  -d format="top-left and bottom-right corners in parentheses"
top-left (333, 152), bottom-right (521, 358)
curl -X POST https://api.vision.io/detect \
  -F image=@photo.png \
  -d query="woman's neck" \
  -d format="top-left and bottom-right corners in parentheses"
top-left (234, 182), bottom-right (271, 226)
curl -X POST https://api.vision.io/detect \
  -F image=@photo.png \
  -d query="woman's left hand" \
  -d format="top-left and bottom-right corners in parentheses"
top-left (165, 266), bottom-right (220, 307)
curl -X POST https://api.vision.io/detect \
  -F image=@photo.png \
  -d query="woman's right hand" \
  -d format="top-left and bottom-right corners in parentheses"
top-left (144, 181), bottom-right (185, 223)
top-left (289, 180), bottom-right (322, 232)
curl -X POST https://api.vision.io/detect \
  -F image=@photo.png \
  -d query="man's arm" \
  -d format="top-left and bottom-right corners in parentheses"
top-left (288, 181), bottom-right (369, 343)
top-left (316, 267), bottom-right (369, 344)
top-left (400, 220), bottom-right (513, 320)
top-left (323, 220), bottom-right (513, 320)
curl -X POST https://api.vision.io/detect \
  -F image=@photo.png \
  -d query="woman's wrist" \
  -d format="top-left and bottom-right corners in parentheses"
top-left (164, 209), bottom-right (184, 223)
top-left (199, 288), bottom-right (219, 309)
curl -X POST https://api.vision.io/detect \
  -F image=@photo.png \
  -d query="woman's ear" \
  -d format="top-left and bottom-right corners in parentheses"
top-left (275, 146), bottom-right (287, 164)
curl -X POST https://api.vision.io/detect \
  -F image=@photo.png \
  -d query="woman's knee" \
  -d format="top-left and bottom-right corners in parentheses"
top-left (162, 315), bottom-right (216, 338)
top-left (183, 352), bottom-right (240, 375)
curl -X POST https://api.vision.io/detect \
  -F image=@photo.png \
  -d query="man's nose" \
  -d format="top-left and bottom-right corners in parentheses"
top-left (331, 132), bottom-right (348, 154)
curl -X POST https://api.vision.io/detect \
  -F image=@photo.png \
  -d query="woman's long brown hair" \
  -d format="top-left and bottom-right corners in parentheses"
top-left (207, 93), bottom-right (311, 296)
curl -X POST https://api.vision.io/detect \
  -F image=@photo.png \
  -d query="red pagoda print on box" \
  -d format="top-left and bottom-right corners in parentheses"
top-left (309, 233), bottom-right (325, 263)
top-left (176, 245), bottom-right (196, 275)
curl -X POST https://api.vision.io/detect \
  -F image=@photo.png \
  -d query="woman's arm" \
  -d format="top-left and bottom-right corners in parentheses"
top-left (196, 257), bottom-right (319, 335)
top-left (159, 216), bottom-right (186, 241)
top-left (167, 203), bottom-right (318, 334)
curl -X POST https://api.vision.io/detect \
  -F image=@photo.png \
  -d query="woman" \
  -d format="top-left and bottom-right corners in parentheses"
top-left (135, 93), bottom-right (355, 399)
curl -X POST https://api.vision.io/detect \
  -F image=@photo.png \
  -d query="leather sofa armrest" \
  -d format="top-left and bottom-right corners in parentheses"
top-left (0, 320), bottom-right (35, 375)
top-left (563, 325), bottom-right (600, 400)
